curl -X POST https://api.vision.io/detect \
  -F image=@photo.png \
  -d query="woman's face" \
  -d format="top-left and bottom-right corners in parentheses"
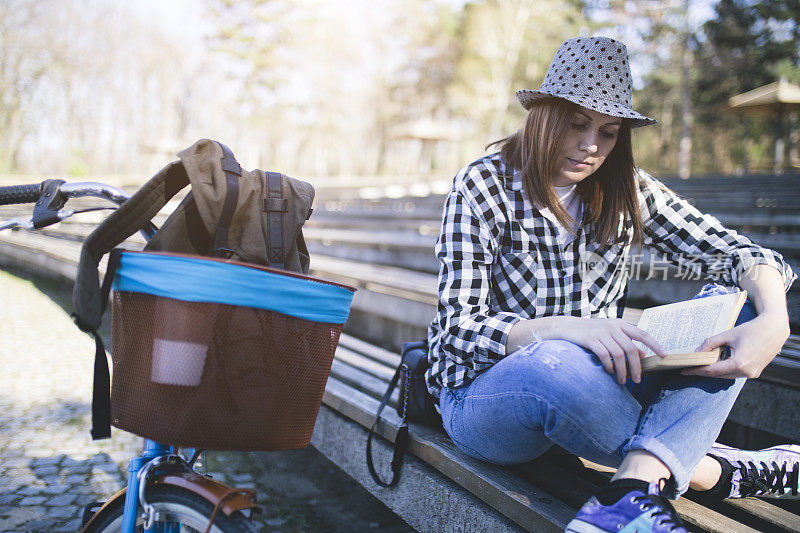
top-left (553, 107), bottom-right (621, 187)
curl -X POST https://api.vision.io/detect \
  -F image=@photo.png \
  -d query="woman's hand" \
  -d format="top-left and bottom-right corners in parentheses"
top-left (684, 266), bottom-right (791, 379)
top-left (682, 313), bottom-right (789, 379)
top-left (508, 316), bottom-right (667, 384)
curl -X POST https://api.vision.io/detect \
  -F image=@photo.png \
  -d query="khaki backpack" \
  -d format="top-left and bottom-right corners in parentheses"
top-left (72, 139), bottom-right (315, 438)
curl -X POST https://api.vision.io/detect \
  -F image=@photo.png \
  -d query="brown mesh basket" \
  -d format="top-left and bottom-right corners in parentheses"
top-left (109, 254), bottom-right (354, 450)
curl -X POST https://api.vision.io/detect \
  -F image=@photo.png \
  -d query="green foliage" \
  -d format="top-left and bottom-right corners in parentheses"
top-left (692, 0), bottom-right (800, 172)
top-left (446, 0), bottom-right (589, 141)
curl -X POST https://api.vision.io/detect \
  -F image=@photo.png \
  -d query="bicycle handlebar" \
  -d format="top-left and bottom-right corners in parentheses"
top-left (0, 183), bottom-right (43, 205)
top-left (0, 180), bottom-right (158, 237)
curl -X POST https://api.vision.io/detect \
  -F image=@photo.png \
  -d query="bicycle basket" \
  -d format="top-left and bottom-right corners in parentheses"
top-left (109, 251), bottom-right (355, 450)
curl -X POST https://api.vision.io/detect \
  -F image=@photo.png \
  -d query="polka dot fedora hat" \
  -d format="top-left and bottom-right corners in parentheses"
top-left (516, 36), bottom-right (657, 128)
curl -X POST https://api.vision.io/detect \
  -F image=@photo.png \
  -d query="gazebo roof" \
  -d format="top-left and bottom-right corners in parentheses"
top-left (728, 79), bottom-right (800, 115)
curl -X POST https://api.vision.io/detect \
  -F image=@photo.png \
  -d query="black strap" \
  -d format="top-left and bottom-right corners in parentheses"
top-left (264, 171), bottom-right (286, 268)
top-left (366, 364), bottom-right (410, 487)
top-left (88, 249), bottom-right (122, 439)
top-left (213, 143), bottom-right (241, 258)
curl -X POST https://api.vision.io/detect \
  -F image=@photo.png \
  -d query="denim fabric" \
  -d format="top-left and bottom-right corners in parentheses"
top-left (440, 283), bottom-right (755, 498)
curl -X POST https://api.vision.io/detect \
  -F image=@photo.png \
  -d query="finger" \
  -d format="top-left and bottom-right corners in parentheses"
top-left (599, 338), bottom-right (628, 385)
top-left (681, 358), bottom-right (742, 378)
top-left (621, 323), bottom-right (668, 357)
top-left (589, 340), bottom-right (614, 375)
top-left (611, 331), bottom-right (643, 383)
top-left (694, 330), bottom-right (731, 353)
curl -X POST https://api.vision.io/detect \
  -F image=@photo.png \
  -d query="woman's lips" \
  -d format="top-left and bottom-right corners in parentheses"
top-left (567, 157), bottom-right (590, 169)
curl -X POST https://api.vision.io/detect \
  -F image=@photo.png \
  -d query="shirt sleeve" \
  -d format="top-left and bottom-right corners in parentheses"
top-left (638, 170), bottom-right (796, 292)
top-left (432, 182), bottom-right (521, 374)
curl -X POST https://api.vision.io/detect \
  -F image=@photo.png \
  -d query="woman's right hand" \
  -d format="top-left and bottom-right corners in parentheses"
top-left (508, 316), bottom-right (667, 384)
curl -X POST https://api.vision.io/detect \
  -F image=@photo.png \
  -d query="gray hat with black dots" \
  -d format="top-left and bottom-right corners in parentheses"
top-left (516, 36), bottom-right (657, 128)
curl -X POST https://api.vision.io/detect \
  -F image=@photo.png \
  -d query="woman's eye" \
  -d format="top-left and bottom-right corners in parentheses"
top-left (601, 130), bottom-right (618, 139)
top-left (572, 123), bottom-right (587, 130)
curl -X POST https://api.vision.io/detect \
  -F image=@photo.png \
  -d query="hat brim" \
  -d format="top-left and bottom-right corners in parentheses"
top-left (516, 90), bottom-right (657, 128)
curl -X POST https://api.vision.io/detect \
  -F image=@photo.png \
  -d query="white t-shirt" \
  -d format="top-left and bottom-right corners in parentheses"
top-left (549, 184), bottom-right (582, 245)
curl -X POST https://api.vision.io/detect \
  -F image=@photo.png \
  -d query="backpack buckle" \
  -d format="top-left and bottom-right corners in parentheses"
top-left (213, 247), bottom-right (235, 259)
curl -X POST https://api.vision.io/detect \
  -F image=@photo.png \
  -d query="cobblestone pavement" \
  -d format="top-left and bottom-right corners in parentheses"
top-left (0, 268), bottom-right (413, 532)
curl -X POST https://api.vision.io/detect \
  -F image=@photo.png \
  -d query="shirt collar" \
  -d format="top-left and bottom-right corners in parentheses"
top-left (498, 155), bottom-right (524, 191)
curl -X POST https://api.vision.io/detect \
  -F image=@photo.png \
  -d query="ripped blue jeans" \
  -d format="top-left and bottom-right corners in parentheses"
top-left (439, 283), bottom-right (756, 498)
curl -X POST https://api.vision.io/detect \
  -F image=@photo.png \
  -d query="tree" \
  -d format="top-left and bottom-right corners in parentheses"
top-left (0, 0), bottom-right (59, 171)
top-left (694, 0), bottom-right (800, 172)
top-left (448, 0), bottom-right (587, 143)
top-left (584, 0), bottom-right (700, 176)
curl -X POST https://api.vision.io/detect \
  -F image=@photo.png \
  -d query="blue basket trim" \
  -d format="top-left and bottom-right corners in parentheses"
top-left (112, 252), bottom-right (354, 324)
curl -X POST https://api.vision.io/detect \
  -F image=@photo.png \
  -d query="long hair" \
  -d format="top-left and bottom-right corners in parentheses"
top-left (490, 97), bottom-right (644, 250)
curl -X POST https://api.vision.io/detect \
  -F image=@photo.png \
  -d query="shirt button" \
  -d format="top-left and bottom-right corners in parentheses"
top-left (560, 269), bottom-right (568, 277)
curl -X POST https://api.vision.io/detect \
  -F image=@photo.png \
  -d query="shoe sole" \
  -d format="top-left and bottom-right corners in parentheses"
top-left (565, 520), bottom-right (608, 533)
top-left (710, 443), bottom-right (800, 500)
top-left (710, 443), bottom-right (800, 455)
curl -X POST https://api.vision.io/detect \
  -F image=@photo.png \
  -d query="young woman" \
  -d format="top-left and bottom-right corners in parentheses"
top-left (426, 36), bottom-right (799, 532)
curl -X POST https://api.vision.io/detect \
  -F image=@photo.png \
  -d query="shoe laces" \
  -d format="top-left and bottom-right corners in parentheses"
top-left (631, 493), bottom-right (686, 532)
top-left (734, 459), bottom-right (799, 497)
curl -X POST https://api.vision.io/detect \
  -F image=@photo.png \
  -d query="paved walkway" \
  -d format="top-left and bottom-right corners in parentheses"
top-left (0, 268), bottom-right (412, 532)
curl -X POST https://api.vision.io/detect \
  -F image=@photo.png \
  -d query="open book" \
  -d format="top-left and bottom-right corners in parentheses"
top-left (634, 290), bottom-right (747, 372)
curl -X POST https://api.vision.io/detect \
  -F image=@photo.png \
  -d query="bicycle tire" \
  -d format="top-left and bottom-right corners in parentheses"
top-left (83, 484), bottom-right (259, 533)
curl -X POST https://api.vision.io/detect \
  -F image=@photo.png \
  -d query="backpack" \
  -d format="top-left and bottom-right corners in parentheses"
top-left (72, 139), bottom-right (314, 439)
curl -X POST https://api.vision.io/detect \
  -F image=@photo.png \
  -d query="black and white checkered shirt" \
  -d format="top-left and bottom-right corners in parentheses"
top-left (426, 153), bottom-right (796, 396)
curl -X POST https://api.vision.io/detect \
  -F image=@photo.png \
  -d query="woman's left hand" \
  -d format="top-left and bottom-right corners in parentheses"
top-left (682, 313), bottom-right (790, 379)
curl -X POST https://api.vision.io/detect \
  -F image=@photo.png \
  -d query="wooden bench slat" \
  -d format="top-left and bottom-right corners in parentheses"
top-left (311, 254), bottom-right (438, 299)
top-left (334, 346), bottom-right (396, 382)
top-left (338, 333), bottom-right (402, 368)
top-left (691, 493), bottom-right (800, 533)
top-left (322, 376), bottom-right (576, 532)
top-left (329, 359), bottom-right (399, 407)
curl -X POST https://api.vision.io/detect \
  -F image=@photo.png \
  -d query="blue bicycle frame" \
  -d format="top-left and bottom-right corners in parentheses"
top-left (122, 440), bottom-right (183, 533)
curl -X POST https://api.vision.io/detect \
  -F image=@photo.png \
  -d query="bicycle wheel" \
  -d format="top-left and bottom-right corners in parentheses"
top-left (84, 485), bottom-right (259, 532)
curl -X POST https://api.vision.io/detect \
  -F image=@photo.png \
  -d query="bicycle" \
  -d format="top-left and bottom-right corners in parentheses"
top-left (0, 178), bottom-right (286, 532)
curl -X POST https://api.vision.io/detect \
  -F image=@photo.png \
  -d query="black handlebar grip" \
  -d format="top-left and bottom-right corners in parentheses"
top-left (0, 183), bottom-right (42, 205)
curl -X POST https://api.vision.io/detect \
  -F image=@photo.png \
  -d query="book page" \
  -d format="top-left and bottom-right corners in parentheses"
top-left (635, 292), bottom-right (743, 357)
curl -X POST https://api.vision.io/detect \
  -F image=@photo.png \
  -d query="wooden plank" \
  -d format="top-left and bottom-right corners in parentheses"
top-left (329, 359), bottom-right (398, 407)
top-left (310, 254), bottom-right (438, 300)
top-left (333, 346), bottom-right (395, 382)
top-left (304, 227), bottom-right (436, 250)
top-left (671, 498), bottom-right (762, 533)
top-left (692, 493), bottom-right (800, 533)
top-left (338, 333), bottom-right (401, 368)
top-left (322, 377), bottom-right (575, 532)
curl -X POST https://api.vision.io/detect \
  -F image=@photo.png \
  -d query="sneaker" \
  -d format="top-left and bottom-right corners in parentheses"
top-left (565, 479), bottom-right (687, 533)
top-left (708, 443), bottom-right (800, 499)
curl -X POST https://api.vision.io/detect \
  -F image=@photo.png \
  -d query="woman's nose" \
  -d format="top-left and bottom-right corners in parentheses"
top-left (579, 133), bottom-right (598, 154)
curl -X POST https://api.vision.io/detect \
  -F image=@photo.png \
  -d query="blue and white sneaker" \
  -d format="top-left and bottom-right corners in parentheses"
top-left (566, 479), bottom-right (687, 533)
top-left (708, 443), bottom-right (800, 499)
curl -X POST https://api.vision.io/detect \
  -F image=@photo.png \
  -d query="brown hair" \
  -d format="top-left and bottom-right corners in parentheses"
top-left (490, 97), bottom-right (644, 250)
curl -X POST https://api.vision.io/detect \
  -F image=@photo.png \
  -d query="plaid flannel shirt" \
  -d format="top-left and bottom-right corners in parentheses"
top-left (426, 153), bottom-right (796, 397)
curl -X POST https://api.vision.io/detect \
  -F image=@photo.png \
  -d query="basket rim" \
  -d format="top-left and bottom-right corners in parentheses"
top-left (112, 250), bottom-right (355, 324)
top-left (123, 250), bottom-right (356, 292)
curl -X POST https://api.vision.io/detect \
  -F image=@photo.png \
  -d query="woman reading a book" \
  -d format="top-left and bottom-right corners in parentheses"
top-left (426, 36), bottom-right (799, 532)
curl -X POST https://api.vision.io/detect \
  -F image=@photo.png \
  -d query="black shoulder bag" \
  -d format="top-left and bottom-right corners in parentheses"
top-left (366, 340), bottom-right (441, 487)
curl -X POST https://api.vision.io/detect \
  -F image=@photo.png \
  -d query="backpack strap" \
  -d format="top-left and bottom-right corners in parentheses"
top-left (212, 143), bottom-right (241, 258)
top-left (264, 171), bottom-right (287, 268)
top-left (366, 364), bottom-right (410, 487)
top-left (72, 161), bottom-right (189, 439)
top-left (87, 249), bottom-right (122, 439)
